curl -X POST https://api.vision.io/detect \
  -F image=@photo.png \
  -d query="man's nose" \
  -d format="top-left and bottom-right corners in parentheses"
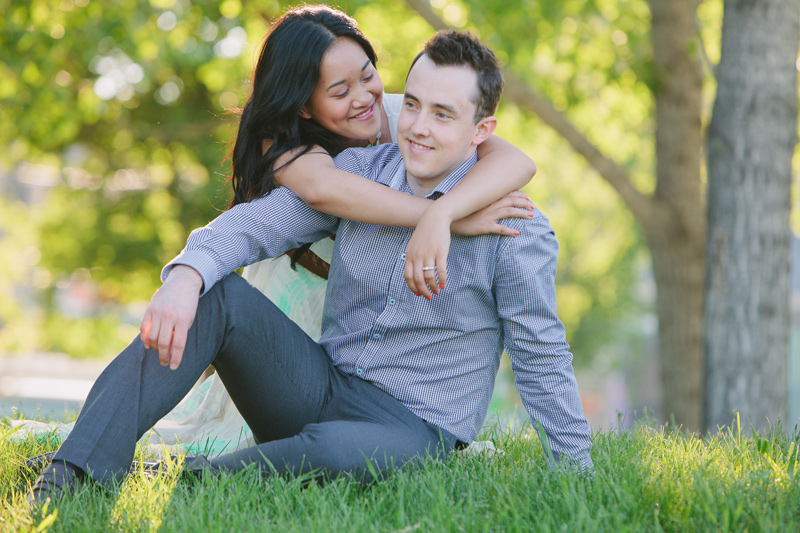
top-left (410, 113), bottom-right (429, 136)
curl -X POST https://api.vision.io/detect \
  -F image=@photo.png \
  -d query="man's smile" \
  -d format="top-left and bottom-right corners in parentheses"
top-left (408, 139), bottom-right (434, 152)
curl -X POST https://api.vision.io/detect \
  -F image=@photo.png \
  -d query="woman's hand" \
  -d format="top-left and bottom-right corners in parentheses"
top-left (404, 207), bottom-right (452, 299)
top-left (451, 190), bottom-right (533, 236)
top-left (404, 191), bottom-right (534, 298)
top-left (139, 265), bottom-right (204, 370)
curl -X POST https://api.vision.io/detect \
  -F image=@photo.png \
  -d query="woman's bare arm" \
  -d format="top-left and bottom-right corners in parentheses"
top-left (275, 149), bottom-right (431, 227)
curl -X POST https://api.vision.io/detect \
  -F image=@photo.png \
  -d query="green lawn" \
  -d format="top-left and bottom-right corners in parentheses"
top-left (2, 418), bottom-right (799, 532)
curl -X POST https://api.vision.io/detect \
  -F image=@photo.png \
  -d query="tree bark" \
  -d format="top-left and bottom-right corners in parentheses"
top-left (704, 0), bottom-right (798, 432)
top-left (403, 0), bottom-right (708, 431)
top-left (646, 0), bottom-right (706, 431)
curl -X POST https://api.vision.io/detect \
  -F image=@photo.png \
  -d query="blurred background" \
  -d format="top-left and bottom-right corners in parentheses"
top-left (0, 0), bottom-right (797, 432)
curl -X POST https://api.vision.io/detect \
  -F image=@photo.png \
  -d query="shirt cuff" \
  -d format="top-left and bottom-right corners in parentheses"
top-left (161, 250), bottom-right (220, 296)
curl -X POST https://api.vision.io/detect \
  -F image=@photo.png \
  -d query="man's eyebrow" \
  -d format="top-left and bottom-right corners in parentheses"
top-left (434, 102), bottom-right (458, 115)
top-left (327, 60), bottom-right (372, 91)
top-left (404, 92), bottom-right (458, 115)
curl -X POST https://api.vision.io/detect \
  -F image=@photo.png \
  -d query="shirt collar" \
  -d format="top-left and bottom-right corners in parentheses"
top-left (402, 151), bottom-right (479, 200)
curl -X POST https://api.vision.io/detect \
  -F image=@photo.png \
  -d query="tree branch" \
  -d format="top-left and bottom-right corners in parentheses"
top-left (402, 0), bottom-right (658, 227)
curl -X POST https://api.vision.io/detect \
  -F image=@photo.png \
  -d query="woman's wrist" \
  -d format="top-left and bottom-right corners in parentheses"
top-left (419, 201), bottom-right (457, 229)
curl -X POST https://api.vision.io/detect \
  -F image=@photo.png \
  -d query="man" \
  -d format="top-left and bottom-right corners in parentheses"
top-left (30, 31), bottom-right (592, 503)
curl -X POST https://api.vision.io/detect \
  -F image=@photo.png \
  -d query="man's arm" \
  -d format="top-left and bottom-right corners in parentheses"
top-left (494, 211), bottom-right (594, 472)
top-left (143, 186), bottom-right (339, 369)
top-left (162, 186), bottom-right (339, 295)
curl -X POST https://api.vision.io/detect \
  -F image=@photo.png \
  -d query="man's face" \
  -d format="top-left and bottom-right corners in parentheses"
top-left (397, 55), bottom-right (494, 196)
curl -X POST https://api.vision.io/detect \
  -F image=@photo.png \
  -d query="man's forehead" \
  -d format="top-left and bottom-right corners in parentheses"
top-left (405, 55), bottom-right (477, 110)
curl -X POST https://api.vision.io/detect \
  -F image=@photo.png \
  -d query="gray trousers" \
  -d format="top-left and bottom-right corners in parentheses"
top-left (54, 274), bottom-right (458, 487)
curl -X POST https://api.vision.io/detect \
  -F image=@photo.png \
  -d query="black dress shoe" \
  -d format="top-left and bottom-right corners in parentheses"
top-left (27, 460), bottom-right (84, 506)
top-left (21, 451), bottom-right (58, 475)
top-left (184, 455), bottom-right (220, 476)
top-left (23, 451), bottom-right (191, 478)
top-left (134, 455), bottom-right (195, 475)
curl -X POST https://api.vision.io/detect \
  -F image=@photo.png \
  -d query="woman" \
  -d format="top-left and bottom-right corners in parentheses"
top-left (16, 5), bottom-right (534, 459)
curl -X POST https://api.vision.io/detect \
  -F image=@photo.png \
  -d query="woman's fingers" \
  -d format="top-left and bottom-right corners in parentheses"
top-left (403, 261), bottom-right (420, 297)
top-left (422, 264), bottom-right (438, 297)
top-left (434, 250), bottom-right (447, 291)
top-left (416, 261), bottom-right (434, 299)
top-left (404, 258), bottom-right (440, 299)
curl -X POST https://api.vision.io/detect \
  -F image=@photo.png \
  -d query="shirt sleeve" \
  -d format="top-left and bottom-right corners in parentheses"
top-left (163, 187), bottom-right (338, 295)
top-left (494, 212), bottom-right (594, 472)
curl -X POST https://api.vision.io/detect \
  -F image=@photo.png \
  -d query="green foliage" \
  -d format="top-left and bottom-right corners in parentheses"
top-left (0, 0), bottom-right (686, 360)
top-left (3, 419), bottom-right (800, 531)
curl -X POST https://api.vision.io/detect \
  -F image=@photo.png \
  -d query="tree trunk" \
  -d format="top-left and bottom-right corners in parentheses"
top-left (704, 0), bottom-right (799, 432)
top-left (646, 0), bottom-right (706, 431)
top-left (647, 227), bottom-right (706, 430)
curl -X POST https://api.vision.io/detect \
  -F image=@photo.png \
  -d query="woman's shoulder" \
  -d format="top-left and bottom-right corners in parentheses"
top-left (382, 93), bottom-right (404, 143)
top-left (383, 92), bottom-right (404, 111)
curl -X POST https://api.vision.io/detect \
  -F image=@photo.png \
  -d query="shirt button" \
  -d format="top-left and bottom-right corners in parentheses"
top-left (389, 298), bottom-right (396, 305)
top-left (373, 333), bottom-right (381, 339)
top-left (356, 368), bottom-right (364, 375)
top-left (401, 253), bottom-right (406, 260)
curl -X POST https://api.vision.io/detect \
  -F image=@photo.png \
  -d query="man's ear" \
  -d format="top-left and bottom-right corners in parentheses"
top-left (472, 116), bottom-right (497, 146)
top-left (299, 106), bottom-right (312, 120)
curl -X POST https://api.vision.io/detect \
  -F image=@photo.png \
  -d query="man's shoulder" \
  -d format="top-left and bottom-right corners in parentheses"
top-left (333, 144), bottom-right (401, 179)
top-left (492, 206), bottom-right (559, 261)
top-left (498, 204), bottom-right (553, 234)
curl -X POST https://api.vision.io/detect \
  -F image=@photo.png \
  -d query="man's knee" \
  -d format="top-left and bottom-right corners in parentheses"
top-left (207, 273), bottom-right (249, 299)
top-left (205, 273), bottom-right (280, 313)
top-left (298, 423), bottom-right (437, 483)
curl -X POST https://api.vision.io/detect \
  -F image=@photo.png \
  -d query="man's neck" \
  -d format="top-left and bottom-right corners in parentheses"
top-left (404, 152), bottom-right (479, 198)
top-left (405, 175), bottom-right (438, 197)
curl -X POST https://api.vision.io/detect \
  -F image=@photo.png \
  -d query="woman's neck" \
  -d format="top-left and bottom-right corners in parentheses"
top-left (338, 137), bottom-right (372, 149)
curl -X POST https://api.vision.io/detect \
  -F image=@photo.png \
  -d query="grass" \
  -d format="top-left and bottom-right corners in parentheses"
top-left (2, 417), bottom-right (799, 532)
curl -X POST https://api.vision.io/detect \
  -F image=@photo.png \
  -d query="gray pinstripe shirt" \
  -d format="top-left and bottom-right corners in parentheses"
top-left (166, 143), bottom-right (593, 470)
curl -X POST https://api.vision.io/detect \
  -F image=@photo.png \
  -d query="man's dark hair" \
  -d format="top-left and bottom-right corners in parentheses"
top-left (409, 30), bottom-right (503, 123)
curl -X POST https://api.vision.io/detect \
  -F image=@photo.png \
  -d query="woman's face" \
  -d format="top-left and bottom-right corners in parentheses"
top-left (301, 37), bottom-right (384, 146)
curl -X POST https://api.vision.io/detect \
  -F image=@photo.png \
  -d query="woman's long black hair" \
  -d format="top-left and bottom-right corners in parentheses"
top-left (227, 5), bottom-right (377, 209)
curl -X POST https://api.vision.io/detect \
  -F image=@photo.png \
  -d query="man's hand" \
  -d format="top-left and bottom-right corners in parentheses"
top-left (139, 265), bottom-right (204, 370)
